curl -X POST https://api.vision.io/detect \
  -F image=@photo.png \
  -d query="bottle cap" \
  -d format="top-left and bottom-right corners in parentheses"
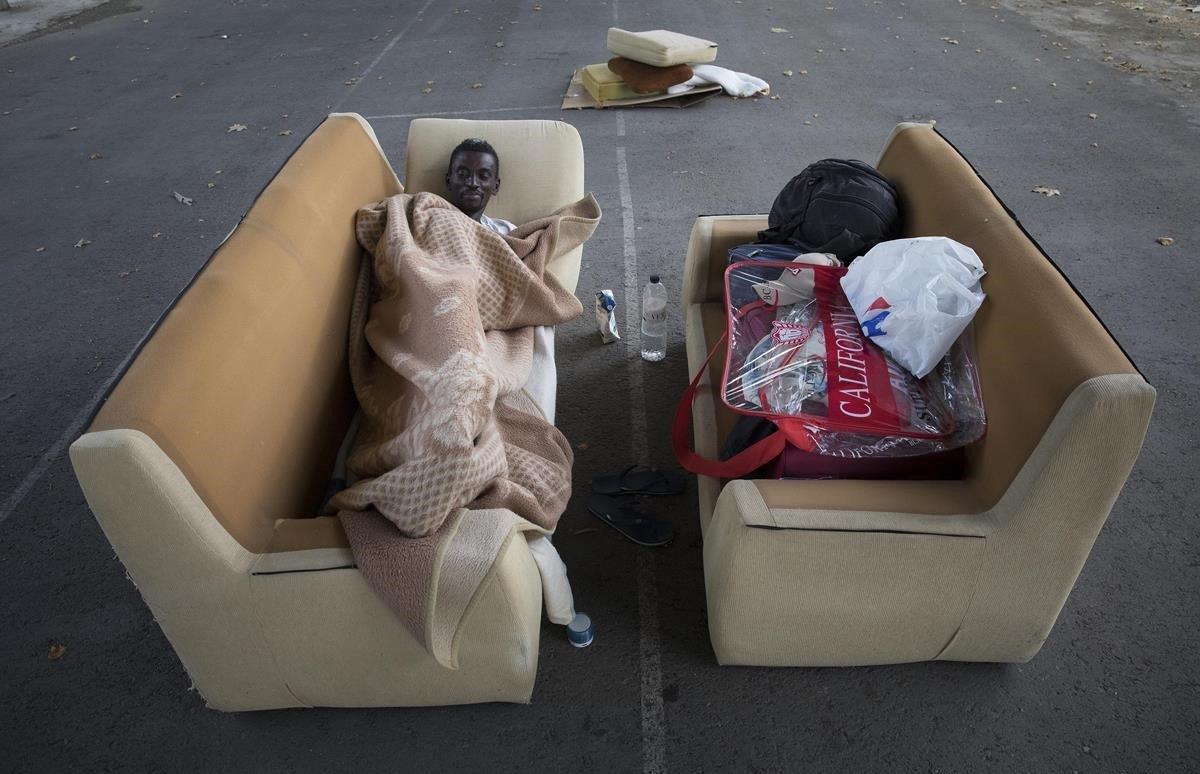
top-left (567, 613), bottom-right (593, 648)
top-left (649, 275), bottom-right (661, 284)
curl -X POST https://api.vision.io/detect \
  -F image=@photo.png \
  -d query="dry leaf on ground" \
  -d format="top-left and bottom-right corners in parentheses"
top-left (173, 191), bottom-right (194, 205)
top-left (1032, 185), bottom-right (1061, 197)
top-left (1156, 236), bottom-right (1174, 246)
top-left (227, 123), bottom-right (247, 132)
top-left (48, 644), bottom-right (66, 660)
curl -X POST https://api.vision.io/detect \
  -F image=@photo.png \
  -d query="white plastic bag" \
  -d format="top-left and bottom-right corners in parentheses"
top-left (840, 237), bottom-right (986, 378)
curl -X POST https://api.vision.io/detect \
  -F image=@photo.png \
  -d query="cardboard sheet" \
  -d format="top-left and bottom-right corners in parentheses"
top-left (560, 70), bottom-right (722, 110)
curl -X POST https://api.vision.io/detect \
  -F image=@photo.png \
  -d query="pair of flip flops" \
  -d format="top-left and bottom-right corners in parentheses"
top-left (586, 466), bottom-right (686, 547)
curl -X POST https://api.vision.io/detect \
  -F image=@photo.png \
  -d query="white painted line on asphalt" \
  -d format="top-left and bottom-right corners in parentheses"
top-left (616, 147), bottom-right (646, 449)
top-left (0, 346), bottom-right (139, 526)
top-left (338, 0), bottom-right (439, 107)
top-left (366, 104), bottom-right (560, 120)
top-left (616, 142), bottom-right (667, 774)
top-left (637, 551), bottom-right (666, 774)
top-left (610, 9), bottom-right (665, 770)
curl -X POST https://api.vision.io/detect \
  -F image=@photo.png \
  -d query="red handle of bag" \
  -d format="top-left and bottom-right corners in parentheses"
top-left (672, 330), bottom-right (796, 479)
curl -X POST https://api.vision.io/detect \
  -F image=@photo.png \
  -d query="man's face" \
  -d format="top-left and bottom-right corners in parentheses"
top-left (445, 150), bottom-right (500, 220)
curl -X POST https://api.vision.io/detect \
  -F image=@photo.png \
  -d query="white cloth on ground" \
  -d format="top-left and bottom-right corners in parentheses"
top-left (667, 64), bottom-right (770, 97)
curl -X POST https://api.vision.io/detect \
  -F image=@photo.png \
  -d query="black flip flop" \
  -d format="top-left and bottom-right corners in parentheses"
top-left (586, 494), bottom-right (674, 547)
top-left (591, 465), bottom-right (687, 497)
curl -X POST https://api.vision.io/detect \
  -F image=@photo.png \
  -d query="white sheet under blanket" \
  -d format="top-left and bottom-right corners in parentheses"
top-left (489, 214), bottom-right (575, 627)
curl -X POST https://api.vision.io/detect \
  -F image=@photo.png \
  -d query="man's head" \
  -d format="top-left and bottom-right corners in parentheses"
top-left (445, 138), bottom-right (500, 221)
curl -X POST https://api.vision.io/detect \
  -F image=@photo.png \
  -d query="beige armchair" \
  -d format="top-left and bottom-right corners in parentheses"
top-left (682, 123), bottom-right (1155, 666)
top-left (70, 113), bottom-right (586, 710)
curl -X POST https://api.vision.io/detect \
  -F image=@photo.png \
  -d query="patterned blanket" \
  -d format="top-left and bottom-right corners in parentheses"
top-left (329, 191), bottom-right (600, 668)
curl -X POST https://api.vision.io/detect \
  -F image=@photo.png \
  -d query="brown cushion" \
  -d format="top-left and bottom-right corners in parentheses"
top-left (607, 57), bottom-right (693, 94)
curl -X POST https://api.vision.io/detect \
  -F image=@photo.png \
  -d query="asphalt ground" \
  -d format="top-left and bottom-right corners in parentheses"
top-left (1, 0), bottom-right (1198, 771)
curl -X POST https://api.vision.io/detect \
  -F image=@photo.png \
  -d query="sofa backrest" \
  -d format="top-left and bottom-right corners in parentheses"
top-left (404, 118), bottom-right (586, 293)
top-left (876, 125), bottom-right (1139, 507)
top-left (88, 114), bottom-right (403, 552)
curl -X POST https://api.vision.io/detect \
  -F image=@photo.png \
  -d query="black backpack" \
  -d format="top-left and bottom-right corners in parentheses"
top-left (757, 159), bottom-right (901, 264)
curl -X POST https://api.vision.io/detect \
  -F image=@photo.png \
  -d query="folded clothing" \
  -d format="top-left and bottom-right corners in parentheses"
top-left (607, 27), bottom-right (718, 67)
top-left (607, 57), bottom-right (694, 94)
top-left (582, 62), bottom-right (654, 102)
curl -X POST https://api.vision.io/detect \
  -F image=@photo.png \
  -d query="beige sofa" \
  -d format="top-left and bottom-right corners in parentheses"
top-left (69, 113), bottom-right (586, 710)
top-left (682, 123), bottom-right (1155, 667)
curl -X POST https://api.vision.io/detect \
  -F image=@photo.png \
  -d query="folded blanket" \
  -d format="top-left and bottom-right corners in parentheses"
top-left (329, 191), bottom-right (601, 668)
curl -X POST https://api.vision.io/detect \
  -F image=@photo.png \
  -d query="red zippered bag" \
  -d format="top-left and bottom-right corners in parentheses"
top-left (673, 260), bottom-right (985, 480)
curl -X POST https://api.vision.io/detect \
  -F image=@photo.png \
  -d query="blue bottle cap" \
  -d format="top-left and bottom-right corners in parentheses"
top-left (567, 613), bottom-right (593, 648)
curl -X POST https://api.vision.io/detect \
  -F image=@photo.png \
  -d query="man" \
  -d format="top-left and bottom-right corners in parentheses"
top-left (442, 137), bottom-right (558, 422)
top-left (444, 137), bottom-right (515, 236)
top-left (442, 138), bottom-right (579, 627)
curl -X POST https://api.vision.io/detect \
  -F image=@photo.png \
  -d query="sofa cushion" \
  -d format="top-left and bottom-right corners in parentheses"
top-left (606, 27), bottom-right (718, 67)
top-left (607, 57), bottom-right (694, 93)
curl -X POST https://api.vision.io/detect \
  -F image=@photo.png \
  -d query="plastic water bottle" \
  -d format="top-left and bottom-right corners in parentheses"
top-left (640, 275), bottom-right (668, 362)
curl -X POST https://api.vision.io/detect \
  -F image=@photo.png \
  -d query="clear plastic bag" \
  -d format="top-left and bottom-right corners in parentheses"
top-left (723, 258), bottom-right (985, 459)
